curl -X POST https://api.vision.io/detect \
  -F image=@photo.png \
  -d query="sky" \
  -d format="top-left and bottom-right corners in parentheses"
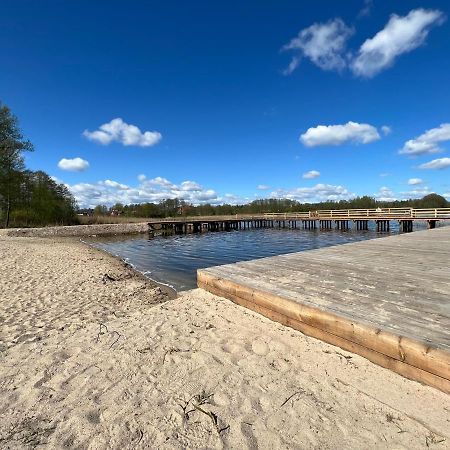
top-left (1, 0), bottom-right (450, 207)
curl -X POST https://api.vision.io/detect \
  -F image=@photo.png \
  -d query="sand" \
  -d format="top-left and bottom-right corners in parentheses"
top-left (0, 235), bottom-right (449, 449)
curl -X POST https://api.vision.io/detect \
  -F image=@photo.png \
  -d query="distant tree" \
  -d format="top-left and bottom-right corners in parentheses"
top-left (93, 205), bottom-right (109, 216)
top-left (0, 103), bottom-right (33, 227)
top-left (417, 193), bottom-right (448, 209)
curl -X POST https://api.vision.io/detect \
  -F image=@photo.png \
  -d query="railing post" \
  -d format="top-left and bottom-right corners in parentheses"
top-left (435, 208), bottom-right (437, 218)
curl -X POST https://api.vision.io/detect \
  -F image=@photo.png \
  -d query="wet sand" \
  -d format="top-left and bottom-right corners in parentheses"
top-left (0, 234), bottom-right (449, 449)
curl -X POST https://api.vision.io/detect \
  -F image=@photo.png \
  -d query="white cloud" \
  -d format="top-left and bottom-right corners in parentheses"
top-left (282, 56), bottom-right (301, 75)
top-left (300, 121), bottom-right (380, 147)
top-left (101, 179), bottom-right (129, 190)
top-left (418, 157), bottom-right (450, 170)
top-left (399, 123), bottom-right (450, 156)
top-left (351, 9), bottom-right (445, 77)
top-left (180, 181), bottom-right (202, 191)
top-left (302, 170), bottom-right (320, 179)
top-left (257, 184), bottom-right (271, 190)
top-left (65, 176), bottom-right (222, 208)
top-left (379, 172), bottom-right (390, 177)
top-left (374, 186), bottom-right (397, 202)
top-left (58, 157), bottom-right (90, 172)
top-left (381, 125), bottom-right (392, 136)
top-left (402, 186), bottom-right (432, 198)
top-left (83, 118), bottom-right (162, 147)
top-left (137, 174), bottom-right (146, 182)
top-left (282, 18), bottom-right (354, 74)
top-left (270, 183), bottom-right (354, 202)
top-left (407, 178), bottom-right (423, 185)
top-left (146, 176), bottom-right (176, 188)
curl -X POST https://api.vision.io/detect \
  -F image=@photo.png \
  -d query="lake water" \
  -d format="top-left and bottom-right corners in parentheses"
top-left (91, 224), bottom-right (409, 291)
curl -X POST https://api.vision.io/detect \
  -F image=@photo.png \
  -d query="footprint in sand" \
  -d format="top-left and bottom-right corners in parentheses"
top-left (251, 340), bottom-right (269, 356)
top-left (213, 391), bottom-right (230, 407)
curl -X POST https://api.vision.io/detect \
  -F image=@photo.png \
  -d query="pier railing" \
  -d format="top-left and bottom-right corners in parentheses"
top-left (263, 208), bottom-right (450, 220)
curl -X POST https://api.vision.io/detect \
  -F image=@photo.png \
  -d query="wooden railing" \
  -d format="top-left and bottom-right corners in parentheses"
top-left (263, 208), bottom-right (450, 220)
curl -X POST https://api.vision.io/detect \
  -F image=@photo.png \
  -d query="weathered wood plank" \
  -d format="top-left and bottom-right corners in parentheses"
top-left (197, 227), bottom-right (450, 393)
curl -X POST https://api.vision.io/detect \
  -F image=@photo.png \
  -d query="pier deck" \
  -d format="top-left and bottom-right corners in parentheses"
top-left (198, 226), bottom-right (450, 393)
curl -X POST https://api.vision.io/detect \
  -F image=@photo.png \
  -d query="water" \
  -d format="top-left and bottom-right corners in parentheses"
top-left (91, 225), bottom-right (406, 291)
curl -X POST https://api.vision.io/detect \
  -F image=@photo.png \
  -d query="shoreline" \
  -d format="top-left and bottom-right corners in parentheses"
top-left (1, 222), bottom-right (150, 238)
top-left (1, 233), bottom-right (449, 448)
top-left (80, 237), bottom-right (178, 298)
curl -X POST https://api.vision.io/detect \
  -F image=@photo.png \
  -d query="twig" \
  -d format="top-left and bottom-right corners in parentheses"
top-left (109, 330), bottom-right (122, 349)
top-left (133, 429), bottom-right (144, 448)
top-left (95, 323), bottom-right (123, 349)
top-left (102, 273), bottom-right (116, 283)
top-left (280, 390), bottom-right (304, 407)
top-left (162, 347), bottom-right (189, 364)
top-left (95, 323), bottom-right (109, 343)
top-left (426, 432), bottom-right (446, 447)
top-left (323, 350), bottom-right (355, 365)
top-left (137, 347), bottom-right (152, 354)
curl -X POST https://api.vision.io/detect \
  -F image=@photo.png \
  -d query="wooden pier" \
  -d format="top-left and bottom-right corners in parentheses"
top-left (148, 208), bottom-right (450, 235)
top-left (198, 226), bottom-right (450, 393)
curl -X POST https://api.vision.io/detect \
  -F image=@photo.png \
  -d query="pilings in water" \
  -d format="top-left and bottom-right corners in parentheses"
top-left (335, 220), bottom-right (350, 230)
top-left (399, 220), bottom-right (413, 233)
top-left (149, 216), bottom-right (429, 235)
top-left (376, 220), bottom-right (390, 232)
top-left (320, 220), bottom-right (333, 229)
top-left (302, 220), bottom-right (317, 229)
top-left (355, 220), bottom-right (369, 231)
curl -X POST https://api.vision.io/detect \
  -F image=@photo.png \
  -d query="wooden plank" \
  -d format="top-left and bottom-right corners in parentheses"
top-left (197, 227), bottom-right (450, 393)
top-left (197, 274), bottom-right (450, 394)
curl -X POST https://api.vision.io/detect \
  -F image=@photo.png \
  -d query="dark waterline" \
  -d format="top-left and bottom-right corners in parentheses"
top-left (90, 224), bottom-right (417, 291)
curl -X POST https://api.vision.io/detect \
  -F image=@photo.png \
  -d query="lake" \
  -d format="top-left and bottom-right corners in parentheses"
top-left (90, 224), bottom-right (410, 291)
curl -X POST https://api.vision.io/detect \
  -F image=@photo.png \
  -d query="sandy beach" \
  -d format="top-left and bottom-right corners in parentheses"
top-left (1, 235), bottom-right (449, 449)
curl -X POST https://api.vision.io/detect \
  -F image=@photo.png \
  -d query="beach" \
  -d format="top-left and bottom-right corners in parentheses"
top-left (1, 235), bottom-right (449, 449)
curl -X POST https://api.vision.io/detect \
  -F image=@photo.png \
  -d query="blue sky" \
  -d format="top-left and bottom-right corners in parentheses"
top-left (1, 0), bottom-right (450, 207)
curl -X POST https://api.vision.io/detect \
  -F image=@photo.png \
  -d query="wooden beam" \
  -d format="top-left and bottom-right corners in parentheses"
top-left (197, 270), bottom-right (450, 394)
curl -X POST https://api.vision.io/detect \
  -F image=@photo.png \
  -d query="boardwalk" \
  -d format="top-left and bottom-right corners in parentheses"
top-left (198, 226), bottom-right (450, 393)
top-left (149, 207), bottom-right (450, 234)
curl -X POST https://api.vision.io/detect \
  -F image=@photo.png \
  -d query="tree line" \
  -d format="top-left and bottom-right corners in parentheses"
top-left (92, 193), bottom-right (449, 219)
top-left (0, 103), bottom-right (78, 228)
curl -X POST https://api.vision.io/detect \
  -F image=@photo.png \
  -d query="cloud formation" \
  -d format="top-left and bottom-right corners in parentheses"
top-left (352, 9), bottom-right (445, 77)
top-left (282, 18), bottom-right (354, 74)
top-left (302, 170), bottom-right (320, 179)
top-left (374, 186), bottom-right (397, 202)
top-left (282, 9), bottom-right (443, 78)
top-left (418, 157), bottom-right (450, 170)
top-left (65, 176), bottom-right (221, 208)
top-left (270, 183), bottom-right (354, 203)
top-left (300, 121), bottom-right (380, 147)
top-left (399, 123), bottom-right (450, 156)
top-left (83, 118), bottom-right (162, 147)
top-left (402, 186), bottom-right (432, 198)
top-left (257, 184), bottom-right (271, 190)
top-left (407, 178), bottom-right (423, 185)
top-left (58, 157), bottom-right (89, 172)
